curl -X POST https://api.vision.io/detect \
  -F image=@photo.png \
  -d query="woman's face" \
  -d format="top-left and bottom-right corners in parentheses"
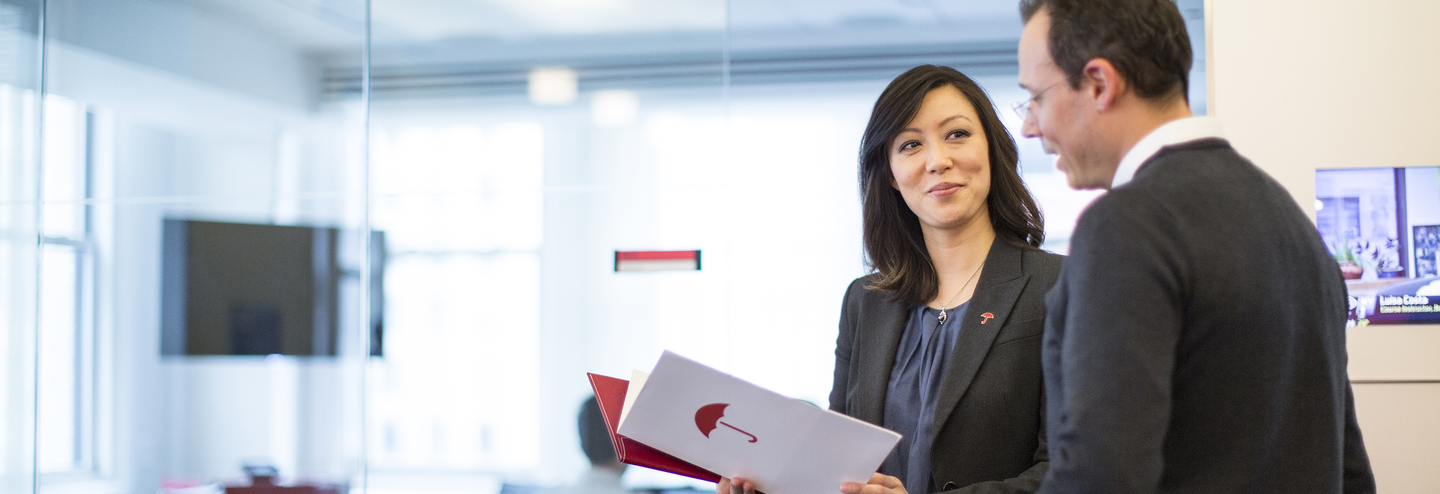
top-left (888, 85), bottom-right (992, 234)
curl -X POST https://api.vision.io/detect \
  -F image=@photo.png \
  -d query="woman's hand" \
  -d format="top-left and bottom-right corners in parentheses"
top-left (840, 473), bottom-right (908, 494)
top-left (717, 476), bottom-right (757, 494)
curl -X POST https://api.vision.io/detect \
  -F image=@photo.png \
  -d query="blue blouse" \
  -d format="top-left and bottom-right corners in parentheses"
top-left (880, 301), bottom-right (969, 494)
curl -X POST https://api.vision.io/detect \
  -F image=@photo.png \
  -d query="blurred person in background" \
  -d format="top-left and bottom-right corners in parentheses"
top-left (547, 396), bottom-right (631, 494)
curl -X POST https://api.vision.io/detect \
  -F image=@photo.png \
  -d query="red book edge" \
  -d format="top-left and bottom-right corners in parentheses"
top-left (587, 372), bottom-right (721, 483)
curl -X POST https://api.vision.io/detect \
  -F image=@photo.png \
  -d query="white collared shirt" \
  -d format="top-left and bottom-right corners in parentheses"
top-left (1111, 116), bottom-right (1226, 189)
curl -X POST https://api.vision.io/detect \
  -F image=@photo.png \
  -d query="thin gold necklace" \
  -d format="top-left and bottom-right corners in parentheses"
top-left (937, 260), bottom-right (985, 324)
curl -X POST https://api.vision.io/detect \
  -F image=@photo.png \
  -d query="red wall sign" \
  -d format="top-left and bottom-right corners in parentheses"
top-left (614, 250), bottom-right (701, 272)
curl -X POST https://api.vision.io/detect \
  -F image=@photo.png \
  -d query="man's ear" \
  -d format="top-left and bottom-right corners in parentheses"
top-left (1081, 58), bottom-right (1126, 112)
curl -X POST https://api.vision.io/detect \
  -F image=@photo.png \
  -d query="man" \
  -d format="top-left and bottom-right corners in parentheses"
top-left (1013, 0), bottom-right (1376, 492)
top-left (544, 396), bottom-right (631, 494)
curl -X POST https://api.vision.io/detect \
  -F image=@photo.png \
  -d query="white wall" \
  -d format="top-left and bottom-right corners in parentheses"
top-left (1210, 0), bottom-right (1440, 491)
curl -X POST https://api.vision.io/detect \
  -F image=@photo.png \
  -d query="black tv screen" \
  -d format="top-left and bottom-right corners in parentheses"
top-left (160, 219), bottom-right (384, 356)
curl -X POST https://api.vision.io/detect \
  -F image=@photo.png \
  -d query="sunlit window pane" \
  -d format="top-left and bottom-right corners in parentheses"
top-left (372, 123), bottom-right (544, 252)
top-left (38, 243), bottom-right (79, 472)
top-left (42, 95), bottom-right (85, 240)
top-left (368, 122), bottom-right (543, 473)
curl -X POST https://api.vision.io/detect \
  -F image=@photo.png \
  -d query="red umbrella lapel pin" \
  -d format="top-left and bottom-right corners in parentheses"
top-left (695, 403), bottom-right (757, 443)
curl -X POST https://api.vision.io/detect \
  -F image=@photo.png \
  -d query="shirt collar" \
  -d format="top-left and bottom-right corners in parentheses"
top-left (1110, 116), bottom-right (1225, 188)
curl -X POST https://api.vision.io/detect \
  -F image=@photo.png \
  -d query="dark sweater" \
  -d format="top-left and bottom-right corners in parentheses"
top-left (1037, 139), bottom-right (1376, 493)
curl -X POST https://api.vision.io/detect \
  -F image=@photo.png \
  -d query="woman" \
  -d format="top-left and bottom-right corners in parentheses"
top-left (723, 65), bottom-right (1061, 494)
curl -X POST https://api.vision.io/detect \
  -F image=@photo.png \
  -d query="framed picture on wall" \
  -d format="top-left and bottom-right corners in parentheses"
top-left (1414, 225), bottom-right (1440, 279)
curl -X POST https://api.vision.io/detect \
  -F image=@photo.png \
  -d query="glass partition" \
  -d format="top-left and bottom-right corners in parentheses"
top-left (1, 1), bottom-right (42, 493)
top-left (3, 2), bottom-right (1209, 494)
top-left (362, 1), bottom-right (727, 489)
top-left (36, 1), bottom-right (371, 493)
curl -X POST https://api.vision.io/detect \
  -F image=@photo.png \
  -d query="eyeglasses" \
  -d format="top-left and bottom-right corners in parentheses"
top-left (1011, 79), bottom-right (1067, 121)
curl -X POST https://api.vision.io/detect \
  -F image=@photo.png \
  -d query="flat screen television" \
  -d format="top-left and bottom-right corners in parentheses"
top-left (1316, 166), bottom-right (1440, 326)
top-left (160, 218), bottom-right (384, 356)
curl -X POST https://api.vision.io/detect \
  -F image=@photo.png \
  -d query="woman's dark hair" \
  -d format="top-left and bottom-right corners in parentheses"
top-left (1020, 0), bottom-right (1192, 103)
top-left (858, 65), bottom-right (1044, 306)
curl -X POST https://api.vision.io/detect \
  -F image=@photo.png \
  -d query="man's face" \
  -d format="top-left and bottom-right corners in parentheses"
top-left (1017, 9), bottom-right (1111, 190)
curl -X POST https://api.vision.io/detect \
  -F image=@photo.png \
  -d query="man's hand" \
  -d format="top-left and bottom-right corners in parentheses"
top-left (717, 477), bottom-right (756, 494)
top-left (840, 473), bottom-right (908, 494)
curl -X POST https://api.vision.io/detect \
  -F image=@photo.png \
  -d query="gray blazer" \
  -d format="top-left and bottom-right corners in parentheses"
top-left (831, 238), bottom-right (1063, 494)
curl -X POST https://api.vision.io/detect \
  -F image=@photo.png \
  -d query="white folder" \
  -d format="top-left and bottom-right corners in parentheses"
top-left (617, 350), bottom-right (902, 494)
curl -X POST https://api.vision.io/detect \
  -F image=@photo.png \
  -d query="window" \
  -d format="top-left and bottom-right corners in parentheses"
top-left (37, 94), bottom-right (97, 477)
top-left (366, 120), bottom-right (544, 472)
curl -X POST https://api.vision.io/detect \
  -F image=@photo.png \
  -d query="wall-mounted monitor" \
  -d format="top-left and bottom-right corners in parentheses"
top-left (160, 219), bottom-right (384, 356)
top-left (1316, 167), bottom-right (1440, 326)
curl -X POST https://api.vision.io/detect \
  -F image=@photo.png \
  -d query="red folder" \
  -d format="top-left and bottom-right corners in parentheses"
top-left (587, 372), bottom-right (721, 483)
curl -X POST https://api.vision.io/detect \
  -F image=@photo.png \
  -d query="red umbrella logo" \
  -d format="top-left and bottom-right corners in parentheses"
top-left (695, 403), bottom-right (757, 443)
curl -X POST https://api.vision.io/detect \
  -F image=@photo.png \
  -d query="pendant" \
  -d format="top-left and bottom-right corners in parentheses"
top-left (937, 307), bottom-right (948, 323)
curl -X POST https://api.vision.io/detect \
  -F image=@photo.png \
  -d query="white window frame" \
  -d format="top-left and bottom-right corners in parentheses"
top-left (36, 99), bottom-right (108, 492)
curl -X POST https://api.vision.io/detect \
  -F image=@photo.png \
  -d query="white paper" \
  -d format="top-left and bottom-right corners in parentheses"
top-left (617, 351), bottom-right (901, 494)
top-left (618, 368), bottom-right (650, 428)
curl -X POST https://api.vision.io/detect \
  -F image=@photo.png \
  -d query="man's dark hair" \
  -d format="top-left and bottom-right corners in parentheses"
top-left (1020, 0), bottom-right (1192, 103)
top-left (858, 65), bottom-right (1045, 307)
top-left (578, 396), bottom-right (617, 465)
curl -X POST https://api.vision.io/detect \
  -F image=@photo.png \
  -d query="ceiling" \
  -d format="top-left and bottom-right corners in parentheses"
top-left (107, 0), bottom-right (1205, 102)
top-left (176, 0), bottom-right (1028, 53)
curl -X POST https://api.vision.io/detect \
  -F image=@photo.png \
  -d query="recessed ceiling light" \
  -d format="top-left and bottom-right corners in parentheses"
top-left (592, 90), bottom-right (639, 127)
top-left (528, 67), bottom-right (577, 105)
